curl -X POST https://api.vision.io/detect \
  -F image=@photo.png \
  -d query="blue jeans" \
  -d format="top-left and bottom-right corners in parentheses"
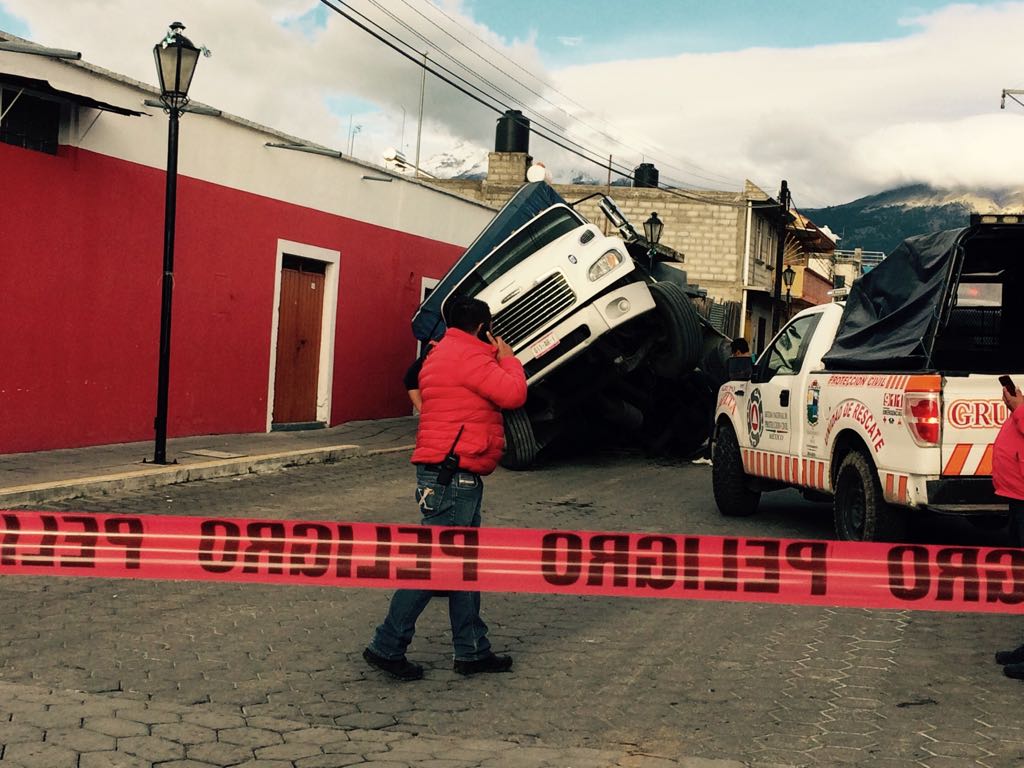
top-left (369, 464), bottom-right (492, 661)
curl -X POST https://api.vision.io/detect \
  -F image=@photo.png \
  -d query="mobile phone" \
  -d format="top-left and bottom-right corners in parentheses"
top-left (477, 323), bottom-right (492, 343)
top-left (999, 375), bottom-right (1016, 396)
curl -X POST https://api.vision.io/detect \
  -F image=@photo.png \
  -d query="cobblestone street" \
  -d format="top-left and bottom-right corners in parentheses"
top-left (2, 450), bottom-right (1023, 767)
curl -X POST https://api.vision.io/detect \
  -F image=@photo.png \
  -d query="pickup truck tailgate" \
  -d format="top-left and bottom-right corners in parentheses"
top-left (940, 376), bottom-right (1007, 476)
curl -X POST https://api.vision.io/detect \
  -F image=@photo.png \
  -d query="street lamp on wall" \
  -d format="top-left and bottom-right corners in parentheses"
top-left (782, 264), bottom-right (796, 315)
top-left (150, 22), bottom-right (204, 465)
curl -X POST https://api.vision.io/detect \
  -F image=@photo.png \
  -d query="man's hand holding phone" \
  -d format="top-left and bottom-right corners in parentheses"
top-left (487, 331), bottom-right (514, 361)
top-left (1000, 375), bottom-right (1024, 411)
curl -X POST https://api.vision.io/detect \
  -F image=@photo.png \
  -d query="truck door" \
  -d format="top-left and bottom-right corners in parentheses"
top-left (940, 376), bottom-right (1007, 479)
top-left (745, 313), bottom-right (822, 476)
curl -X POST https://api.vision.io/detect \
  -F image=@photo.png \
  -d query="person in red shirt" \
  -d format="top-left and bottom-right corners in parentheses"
top-left (992, 382), bottom-right (1024, 678)
top-left (364, 297), bottom-right (527, 680)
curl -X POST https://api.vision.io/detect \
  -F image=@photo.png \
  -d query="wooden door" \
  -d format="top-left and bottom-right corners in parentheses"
top-left (273, 256), bottom-right (325, 425)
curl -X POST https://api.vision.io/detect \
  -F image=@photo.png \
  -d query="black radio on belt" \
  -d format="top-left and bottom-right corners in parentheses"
top-left (435, 425), bottom-right (464, 486)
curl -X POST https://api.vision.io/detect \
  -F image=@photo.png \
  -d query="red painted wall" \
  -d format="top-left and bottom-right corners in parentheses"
top-left (0, 143), bottom-right (464, 453)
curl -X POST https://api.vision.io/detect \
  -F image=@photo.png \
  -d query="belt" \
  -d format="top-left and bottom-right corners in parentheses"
top-left (418, 463), bottom-right (477, 476)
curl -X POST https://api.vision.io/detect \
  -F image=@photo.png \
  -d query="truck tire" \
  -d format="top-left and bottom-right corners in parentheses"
top-left (501, 408), bottom-right (539, 470)
top-left (649, 282), bottom-right (701, 379)
top-left (833, 450), bottom-right (908, 542)
top-left (712, 423), bottom-right (760, 516)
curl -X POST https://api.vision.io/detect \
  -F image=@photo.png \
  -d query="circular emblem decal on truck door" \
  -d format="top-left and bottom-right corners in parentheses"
top-left (747, 388), bottom-right (764, 447)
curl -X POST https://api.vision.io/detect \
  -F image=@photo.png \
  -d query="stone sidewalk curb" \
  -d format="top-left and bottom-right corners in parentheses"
top-left (0, 442), bottom-right (415, 507)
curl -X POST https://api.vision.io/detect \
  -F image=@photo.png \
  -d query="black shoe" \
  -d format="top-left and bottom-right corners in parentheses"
top-left (362, 647), bottom-right (423, 681)
top-left (995, 644), bottom-right (1024, 665)
top-left (453, 653), bottom-right (513, 676)
top-left (1003, 661), bottom-right (1024, 680)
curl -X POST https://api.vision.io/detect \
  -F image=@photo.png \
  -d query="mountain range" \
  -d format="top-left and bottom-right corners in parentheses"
top-left (803, 185), bottom-right (1024, 253)
top-left (419, 146), bottom-right (1022, 255)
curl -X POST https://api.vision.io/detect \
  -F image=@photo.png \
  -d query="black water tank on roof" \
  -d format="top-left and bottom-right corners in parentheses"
top-left (495, 110), bottom-right (530, 153)
top-left (634, 163), bottom-right (659, 188)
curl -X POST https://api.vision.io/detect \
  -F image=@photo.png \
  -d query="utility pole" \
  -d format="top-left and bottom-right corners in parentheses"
top-left (414, 51), bottom-right (427, 177)
top-left (772, 179), bottom-right (791, 335)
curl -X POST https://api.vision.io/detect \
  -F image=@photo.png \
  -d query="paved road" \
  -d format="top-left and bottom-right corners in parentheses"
top-left (2, 450), bottom-right (1023, 767)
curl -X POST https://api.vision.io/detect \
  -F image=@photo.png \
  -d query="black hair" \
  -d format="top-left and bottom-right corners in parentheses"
top-left (446, 296), bottom-right (492, 333)
top-left (730, 337), bottom-right (750, 355)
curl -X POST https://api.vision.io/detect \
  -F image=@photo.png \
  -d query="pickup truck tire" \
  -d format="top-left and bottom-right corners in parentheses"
top-left (833, 450), bottom-right (908, 542)
top-left (649, 282), bottom-right (701, 379)
top-left (712, 423), bottom-right (760, 516)
top-left (501, 407), bottom-right (539, 470)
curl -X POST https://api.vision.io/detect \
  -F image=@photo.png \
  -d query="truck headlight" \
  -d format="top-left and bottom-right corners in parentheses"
top-left (588, 249), bottom-right (623, 281)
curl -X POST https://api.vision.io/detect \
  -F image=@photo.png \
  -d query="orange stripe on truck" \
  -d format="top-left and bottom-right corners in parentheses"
top-left (975, 444), bottom-right (994, 476)
top-left (943, 443), bottom-right (972, 476)
top-left (898, 475), bottom-right (908, 504)
top-left (905, 375), bottom-right (941, 393)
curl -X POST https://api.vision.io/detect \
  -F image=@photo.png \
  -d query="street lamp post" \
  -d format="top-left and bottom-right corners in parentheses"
top-left (151, 22), bottom-right (201, 465)
top-left (643, 211), bottom-right (664, 270)
top-left (782, 264), bottom-right (796, 318)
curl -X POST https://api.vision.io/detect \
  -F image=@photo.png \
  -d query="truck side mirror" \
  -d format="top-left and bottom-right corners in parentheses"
top-left (726, 356), bottom-right (753, 381)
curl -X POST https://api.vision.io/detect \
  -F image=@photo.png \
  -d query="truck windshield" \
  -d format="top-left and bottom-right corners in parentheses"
top-left (454, 206), bottom-right (585, 297)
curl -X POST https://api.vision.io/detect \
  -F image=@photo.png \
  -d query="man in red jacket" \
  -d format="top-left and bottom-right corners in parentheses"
top-left (992, 382), bottom-right (1024, 679)
top-left (364, 297), bottom-right (527, 680)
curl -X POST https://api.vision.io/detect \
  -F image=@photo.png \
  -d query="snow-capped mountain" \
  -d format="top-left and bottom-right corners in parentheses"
top-left (419, 141), bottom-right (488, 179)
top-left (804, 184), bottom-right (1024, 253)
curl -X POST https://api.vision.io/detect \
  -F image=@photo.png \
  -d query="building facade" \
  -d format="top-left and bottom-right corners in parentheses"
top-left (0, 37), bottom-right (495, 454)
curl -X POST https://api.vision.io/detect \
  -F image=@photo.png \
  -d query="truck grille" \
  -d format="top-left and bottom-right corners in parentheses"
top-left (491, 273), bottom-right (576, 348)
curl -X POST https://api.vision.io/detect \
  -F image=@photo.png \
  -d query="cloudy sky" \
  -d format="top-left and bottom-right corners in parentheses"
top-left (2, 0), bottom-right (1023, 207)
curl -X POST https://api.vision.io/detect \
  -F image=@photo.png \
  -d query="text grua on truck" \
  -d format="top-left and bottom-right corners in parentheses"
top-left (412, 181), bottom-right (726, 468)
top-left (712, 214), bottom-right (1024, 542)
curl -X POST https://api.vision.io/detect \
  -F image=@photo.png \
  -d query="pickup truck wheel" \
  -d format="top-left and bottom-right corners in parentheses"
top-left (712, 423), bottom-right (760, 516)
top-left (833, 450), bottom-right (908, 542)
top-left (501, 408), bottom-right (539, 470)
top-left (649, 282), bottom-right (701, 379)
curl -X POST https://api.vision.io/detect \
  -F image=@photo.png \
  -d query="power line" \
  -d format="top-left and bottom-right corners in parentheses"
top-left (406, 0), bottom-right (738, 189)
top-left (354, 0), bottom-right (637, 177)
top-left (317, 0), bottom-right (781, 210)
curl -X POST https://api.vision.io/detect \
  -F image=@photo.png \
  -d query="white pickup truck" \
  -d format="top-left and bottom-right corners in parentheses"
top-left (712, 215), bottom-right (1024, 541)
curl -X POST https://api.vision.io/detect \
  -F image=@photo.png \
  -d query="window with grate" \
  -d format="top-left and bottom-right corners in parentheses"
top-left (0, 87), bottom-right (61, 155)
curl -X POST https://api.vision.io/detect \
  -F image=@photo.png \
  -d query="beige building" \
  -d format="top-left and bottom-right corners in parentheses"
top-left (429, 150), bottom-right (790, 353)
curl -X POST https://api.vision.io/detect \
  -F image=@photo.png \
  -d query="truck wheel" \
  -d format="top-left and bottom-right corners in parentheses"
top-left (501, 408), bottom-right (539, 470)
top-left (649, 282), bottom-right (701, 379)
top-left (833, 450), bottom-right (908, 542)
top-left (712, 423), bottom-right (760, 516)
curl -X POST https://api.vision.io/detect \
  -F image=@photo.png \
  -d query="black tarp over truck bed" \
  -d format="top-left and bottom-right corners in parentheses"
top-left (822, 222), bottom-right (1024, 373)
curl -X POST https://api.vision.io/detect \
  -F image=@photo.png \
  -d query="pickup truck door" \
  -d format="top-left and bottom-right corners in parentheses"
top-left (940, 375), bottom-right (1009, 479)
top-left (743, 314), bottom-right (823, 477)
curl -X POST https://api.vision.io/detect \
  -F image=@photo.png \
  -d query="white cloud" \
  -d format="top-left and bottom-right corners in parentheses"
top-left (3, 1), bottom-right (1024, 204)
top-left (557, 36), bottom-right (582, 47)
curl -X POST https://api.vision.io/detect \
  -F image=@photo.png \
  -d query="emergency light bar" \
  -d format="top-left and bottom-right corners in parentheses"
top-left (971, 214), bottom-right (1023, 225)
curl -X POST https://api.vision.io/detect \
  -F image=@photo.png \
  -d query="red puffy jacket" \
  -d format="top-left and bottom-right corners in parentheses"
top-left (411, 328), bottom-right (527, 475)
top-left (993, 405), bottom-right (1024, 501)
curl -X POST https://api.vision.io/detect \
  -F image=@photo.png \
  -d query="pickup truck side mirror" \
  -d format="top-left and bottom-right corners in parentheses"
top-left (726, 356), bottom-right (753, 382)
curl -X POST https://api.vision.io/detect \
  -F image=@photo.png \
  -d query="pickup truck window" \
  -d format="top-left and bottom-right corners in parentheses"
top-left (760, 313), bottom-right (822, 379)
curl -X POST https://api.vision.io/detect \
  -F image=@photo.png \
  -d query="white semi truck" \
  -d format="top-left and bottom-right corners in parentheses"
top-left (412, 181), bottom-right (722, 467)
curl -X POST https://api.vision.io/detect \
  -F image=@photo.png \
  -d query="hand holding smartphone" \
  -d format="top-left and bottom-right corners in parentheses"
top-left (1000, 375), bottom-right (1017, 396)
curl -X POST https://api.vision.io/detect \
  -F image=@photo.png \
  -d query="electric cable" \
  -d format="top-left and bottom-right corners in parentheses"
top-left (405, 0), bottom-right (739, 189)
top-left (317, 0), bottom-right (784, 210)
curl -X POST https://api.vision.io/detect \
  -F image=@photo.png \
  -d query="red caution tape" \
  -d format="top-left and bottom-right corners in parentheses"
top-left (1, 510), bottom-right (1023, 614)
